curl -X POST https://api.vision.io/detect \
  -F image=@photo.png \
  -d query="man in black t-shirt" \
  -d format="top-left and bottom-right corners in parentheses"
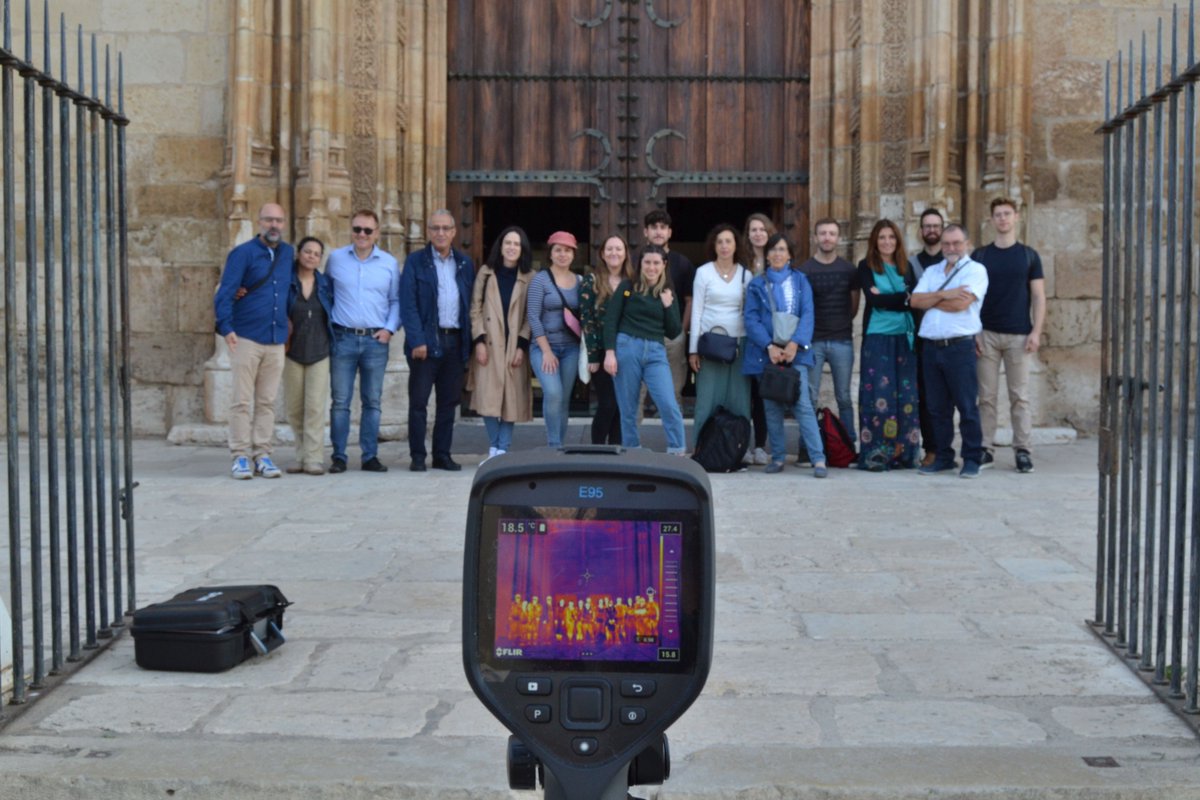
top-left (971, 198), bottom-right (1046, 474)
top-left (644, 210), bottom-right (694, 409)
top-left (908, 207), bottom-right (947, 466)
top-left (795, 218), bottom-right (860, 445)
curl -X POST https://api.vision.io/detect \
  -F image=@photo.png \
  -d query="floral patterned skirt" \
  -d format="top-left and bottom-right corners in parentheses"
top-left (857, 333), bottom-right (921, 471)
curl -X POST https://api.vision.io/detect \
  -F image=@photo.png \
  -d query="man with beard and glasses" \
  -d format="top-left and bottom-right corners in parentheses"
top-left (214, 203), bottom-right (294, 479)
top-left (908, 207), bottom-right (946, 466)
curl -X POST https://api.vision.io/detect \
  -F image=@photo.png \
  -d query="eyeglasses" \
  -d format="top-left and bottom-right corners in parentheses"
top-left (352, 226), bottom-right (375, 235)
top-left (429, 225), bottom-right (455, 233)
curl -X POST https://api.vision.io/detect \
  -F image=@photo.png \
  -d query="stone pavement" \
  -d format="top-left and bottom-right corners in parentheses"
top-left (3, 431), bottom-right (1199, 800)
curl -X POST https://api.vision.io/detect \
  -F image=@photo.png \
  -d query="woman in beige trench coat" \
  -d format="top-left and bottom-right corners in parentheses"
top-left (469, 226), bottom-right (534, 462)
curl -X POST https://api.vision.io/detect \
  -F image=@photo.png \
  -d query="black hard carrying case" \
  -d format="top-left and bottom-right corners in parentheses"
top-left (131, 585), bottom-right (290, 672)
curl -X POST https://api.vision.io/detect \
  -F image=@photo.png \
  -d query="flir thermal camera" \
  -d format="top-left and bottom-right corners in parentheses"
top-left (462, 446), bottom-right (715, 800)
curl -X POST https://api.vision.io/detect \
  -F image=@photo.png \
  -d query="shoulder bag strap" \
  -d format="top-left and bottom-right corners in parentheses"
top-left (936, 264), bottom-right (965, 292)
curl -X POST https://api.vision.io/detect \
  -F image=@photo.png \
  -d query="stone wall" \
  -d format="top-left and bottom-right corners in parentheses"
top-left (58, 2), bottom-right (230, 435)
top-left (3, 0), bottom-right (1188, 437)
top-left (1026, 0), bottom-right (1177, 432)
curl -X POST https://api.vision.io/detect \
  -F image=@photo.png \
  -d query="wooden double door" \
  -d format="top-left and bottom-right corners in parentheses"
top-left (447, 0), bottom-right (810, 263)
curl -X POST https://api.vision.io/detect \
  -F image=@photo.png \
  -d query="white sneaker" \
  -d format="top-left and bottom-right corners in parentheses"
top-left (742, 449), bottom-right (753, 465)
top-left (254, 455), bottom-right (281, 478)
top-left (481, 447), bottom-right (498, 465)
top-left (231, 456), bottom-right (252, 480)
top-left (752, 447), bottom-right (770, 466)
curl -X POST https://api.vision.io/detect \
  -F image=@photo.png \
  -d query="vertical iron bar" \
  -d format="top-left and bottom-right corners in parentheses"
top-left (1155, 6), bottom-right (1180, 689)
top-left (1171, 0), bottom-right (1195, 702)
top-left (1117, 43), bottom-right (1135, 650)
top-left (75, 24), bottom-right (96, 650)
top-left (1096, 60), bottom-right (1112, 628)
top-left (1127, 33), bottom-right (1150, 662)
top-left (116, 54), bottom-right (134, 615)
top-left (102, 46), bottom-right (121, 627)
top-left (1184, 0), bottom-right (1200, 715)
top-left (21, 0), bottom-right (45, 691)
top-left (58, 13), bottom-right (79, 662)
top-left (1139, 24), bottom-right (1165, 674)
top-left (2, 0), bottom-right (25, 710)
top-left (89, 33), bottom-right (110, 638)
top-left (39, 0), bottom-right (61, 675)
top-left (1106, 51), bottom-right (1125, 636)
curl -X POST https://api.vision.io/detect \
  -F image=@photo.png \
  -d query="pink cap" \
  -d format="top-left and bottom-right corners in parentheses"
top-left (547, 231), bottom-right (578, 250)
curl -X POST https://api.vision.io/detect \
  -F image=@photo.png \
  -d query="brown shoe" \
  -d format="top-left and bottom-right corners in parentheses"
top-left (303, 464), bottom-right (326, 475)
top-left (285, 464), bottom-right (305, 474)
top-left (920, 452), bottom-right (937, 468)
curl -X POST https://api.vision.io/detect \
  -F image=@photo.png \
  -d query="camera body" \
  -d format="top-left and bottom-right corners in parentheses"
top-left (462, 446), bottom-right (714, 800)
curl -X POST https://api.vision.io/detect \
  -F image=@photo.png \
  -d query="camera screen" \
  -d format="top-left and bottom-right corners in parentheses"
top-left (479, 506), bottom-right (697, 671)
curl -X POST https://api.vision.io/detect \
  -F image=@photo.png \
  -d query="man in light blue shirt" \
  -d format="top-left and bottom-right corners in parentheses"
top-left (326, 209), bottom-right (401, 473)
top-left (910, 223), bottom-right (989, 479)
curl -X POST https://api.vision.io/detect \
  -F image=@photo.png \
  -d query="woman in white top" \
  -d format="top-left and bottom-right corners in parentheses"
top-left (688, 223), bottom-right (752, 446)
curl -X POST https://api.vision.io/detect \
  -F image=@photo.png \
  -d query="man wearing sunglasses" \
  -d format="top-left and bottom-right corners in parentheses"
top-left (327, 209), bottom-right (401, 473)
top-left (399, 210), bottom-right (475, 472)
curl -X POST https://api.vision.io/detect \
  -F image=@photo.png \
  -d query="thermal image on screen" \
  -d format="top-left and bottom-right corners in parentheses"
top-left (493, 517), bottom-right (683, 663)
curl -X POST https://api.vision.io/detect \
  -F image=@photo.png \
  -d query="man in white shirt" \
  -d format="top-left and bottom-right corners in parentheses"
top-left (909, 224), bottom-right (989, 479)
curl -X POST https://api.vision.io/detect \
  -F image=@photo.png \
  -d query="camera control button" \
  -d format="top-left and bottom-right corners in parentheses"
top-left (566, 686), bottom-right (604, 723)
top-left (619, 706), bottom-right (646, 725)
top-left (517, 677), bottom-right (552, 696)
top-left (571, 737), bottom-right (600, 757)
top-left (620, 679), bottom-right (656, 698)
top-left (524, 705), bottom-right (552, 724)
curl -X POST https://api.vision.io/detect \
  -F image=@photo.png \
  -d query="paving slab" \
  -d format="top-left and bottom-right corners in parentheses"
top-left (1, 433), bottom-right (1199, 800)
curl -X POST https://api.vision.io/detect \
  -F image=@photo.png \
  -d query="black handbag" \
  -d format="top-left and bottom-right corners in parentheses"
top-left (758, 363), bottom-right (800, 405)
top-left (697, 327), bottom-right (738, 363)
top-left (694, 267), bottom-right (749, 364)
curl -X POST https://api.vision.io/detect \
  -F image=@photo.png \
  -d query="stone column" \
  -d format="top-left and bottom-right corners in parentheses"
top-left (904, 0), bottom-right (962, 235)
top-left (808, 0), bottom-right (856, 244)
top-left (979, 0), bottom-right (1033, 233)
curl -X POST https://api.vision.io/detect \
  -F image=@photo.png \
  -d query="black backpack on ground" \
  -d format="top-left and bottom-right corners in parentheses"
top-left (692, 406), bottom-right (751, 473)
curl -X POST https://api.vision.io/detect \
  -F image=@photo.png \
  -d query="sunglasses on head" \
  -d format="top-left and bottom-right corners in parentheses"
top-left (352, 226), bottom-right (375, 235)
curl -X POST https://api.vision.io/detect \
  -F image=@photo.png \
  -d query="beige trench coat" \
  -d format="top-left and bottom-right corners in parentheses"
top-left (467, 265), bottom-right (534, 421)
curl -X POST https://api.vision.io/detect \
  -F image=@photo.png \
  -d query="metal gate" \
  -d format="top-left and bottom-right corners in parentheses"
top-left (1093, 3), bottom-right (1200, 729)
top-left (0, 0), bottom-right (134, 716)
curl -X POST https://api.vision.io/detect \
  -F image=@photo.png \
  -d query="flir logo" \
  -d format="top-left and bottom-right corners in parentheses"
top-left (578, 485), bottom-right (604, 499)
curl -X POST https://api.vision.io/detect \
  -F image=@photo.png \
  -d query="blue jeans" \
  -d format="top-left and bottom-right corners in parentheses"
top-left (922, 336), bottom-right (983, 465)
top-left (483, 416), bottom-right (514, 452)
top-left (612, 333), bottom-right (686, 454)
top-left (764, 365), bottom-right (825, 465)
top-left (330, 330), bottom-right (389, 463)
top-left (531, 343), bottom-right (579, 447)
top-left (808, 339), bottom-right (856, 444)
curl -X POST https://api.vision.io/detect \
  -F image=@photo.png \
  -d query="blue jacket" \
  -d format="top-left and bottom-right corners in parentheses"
top-left (399, 244), bottom-right (476, 362)
top-left (287, 267), bottom-right (335, 340)
top-left (213, 236), bottom-right (294, 343)
top-left (742, 269), bottom-right (816, 376)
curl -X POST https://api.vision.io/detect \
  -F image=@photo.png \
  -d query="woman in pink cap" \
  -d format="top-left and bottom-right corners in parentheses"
top-left (526, 231), bottom-right (583, 447)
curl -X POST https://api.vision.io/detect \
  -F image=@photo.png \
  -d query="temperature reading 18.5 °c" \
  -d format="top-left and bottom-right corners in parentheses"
top-left (498, 519), bottom-right (547, 536)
